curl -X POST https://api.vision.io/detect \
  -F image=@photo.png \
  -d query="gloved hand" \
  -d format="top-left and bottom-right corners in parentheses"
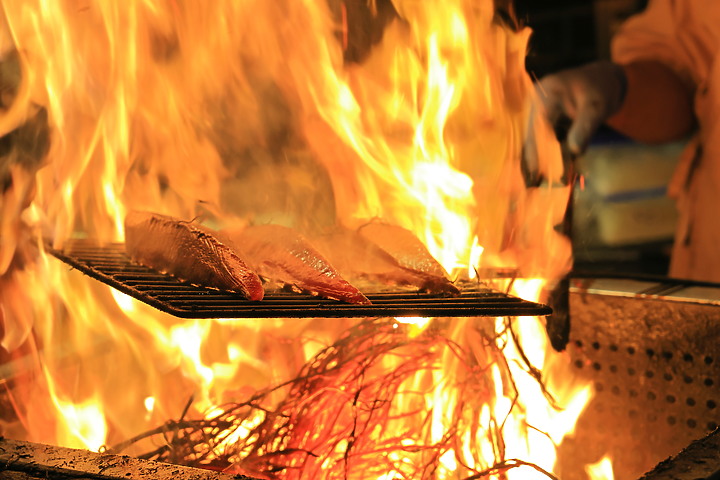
top-left (537, 60), bottom-right (628, 155)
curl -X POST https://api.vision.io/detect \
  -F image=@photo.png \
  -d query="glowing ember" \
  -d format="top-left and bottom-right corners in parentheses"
top-left (0, 0), bottom-right (590, 479)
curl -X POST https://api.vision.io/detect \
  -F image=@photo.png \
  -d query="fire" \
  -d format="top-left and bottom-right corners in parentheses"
top-left (47, 383), bottom-right (107, 452)
top-left (0, 0), bottom-right (599, 479)
top-left (586, 456), bottom-right (615, 480)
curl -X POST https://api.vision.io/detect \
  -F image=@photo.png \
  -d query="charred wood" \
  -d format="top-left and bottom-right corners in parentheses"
top-left (0, 437), bottom-right (258, 480)
top-left (638, 428), bottom-right (720, 480)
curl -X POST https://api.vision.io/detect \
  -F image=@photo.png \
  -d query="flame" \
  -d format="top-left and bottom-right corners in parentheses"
top-left (0, 0), bottom-right (586, 479)
top-left (47, 378), bottom-right (107, 452)
top-left (304, 2), bottom-right (489, 276)
top-left (586, 456), bottom-right (615, 480)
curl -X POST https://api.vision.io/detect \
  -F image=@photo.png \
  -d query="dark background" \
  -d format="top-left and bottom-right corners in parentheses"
top-left (512, 0), bottom-right (676, 277)
top-left (513, 0), bottom-right (649, 78)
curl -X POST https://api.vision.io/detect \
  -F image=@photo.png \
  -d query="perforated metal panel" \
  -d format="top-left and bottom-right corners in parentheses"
top-left (556, 279), bottom-right (720, 480)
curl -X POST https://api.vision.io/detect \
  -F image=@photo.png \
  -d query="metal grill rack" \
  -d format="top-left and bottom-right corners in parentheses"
top-left (48, 240), bottom-right (552, 319)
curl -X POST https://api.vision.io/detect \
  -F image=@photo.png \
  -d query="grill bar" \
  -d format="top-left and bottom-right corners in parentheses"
top-left (48, 240), bottom-right (552, 318)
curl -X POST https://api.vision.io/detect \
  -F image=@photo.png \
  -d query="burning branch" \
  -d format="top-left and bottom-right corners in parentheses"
top-left (110, 318), bottom-right (564, 479)
top-left (464, 459), bottom-right (559, 480)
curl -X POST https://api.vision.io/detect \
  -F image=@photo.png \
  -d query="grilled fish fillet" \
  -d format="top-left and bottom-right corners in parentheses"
top-left (311, 227), bottom-right (436, 288)
top-left (224, 224), bottom-right (370, 305)
top-left (357, 221), bottom-right (460, 296)
top-left (125, 211), bottom-right (264, 301)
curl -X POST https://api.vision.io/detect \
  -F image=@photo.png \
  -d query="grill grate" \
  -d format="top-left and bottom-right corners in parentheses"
top-left (48, 240), bottom-right (551, 319)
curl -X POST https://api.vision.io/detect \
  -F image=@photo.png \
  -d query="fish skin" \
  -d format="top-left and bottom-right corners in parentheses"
top-left (125, 211), bottom-right (264, 301)
top-left (311, 227), bottom-right (431, 288)
top-left (357, 221), bottom-right (460, 296)
top-left (224, 224), bottom-right (371, 305)
top-left (312, 226), bottom-right (404, 277)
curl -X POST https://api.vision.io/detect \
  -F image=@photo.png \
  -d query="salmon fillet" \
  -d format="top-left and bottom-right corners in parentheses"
top-left (224, 224), bottom-right (370, 305)
top-left (357, 221), bottom-right (460, 296)
top-left (125, 211), bottom-right (264, 301)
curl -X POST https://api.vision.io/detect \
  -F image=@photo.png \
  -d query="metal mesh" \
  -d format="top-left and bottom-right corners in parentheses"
top-left (48, 240), bottom-right (552, 319)
top-left (556, 279), bottom-right (720, 480)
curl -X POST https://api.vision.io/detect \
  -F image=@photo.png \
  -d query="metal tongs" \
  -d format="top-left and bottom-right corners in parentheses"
top-left (522, 118), bottom-right (577, 351)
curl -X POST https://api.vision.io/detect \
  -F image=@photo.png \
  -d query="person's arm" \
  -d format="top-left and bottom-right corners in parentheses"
top-left (608, 60), bottom-right (696, 143)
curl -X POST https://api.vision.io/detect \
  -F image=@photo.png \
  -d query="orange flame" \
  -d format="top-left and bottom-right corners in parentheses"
top-left (586, 455), bottom-right (615, 480)
top-left (0, 0), bottom-right (586, 478)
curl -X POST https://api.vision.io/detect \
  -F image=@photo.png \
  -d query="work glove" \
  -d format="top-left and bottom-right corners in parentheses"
top-left (536, 60), bottom-right (628, 155)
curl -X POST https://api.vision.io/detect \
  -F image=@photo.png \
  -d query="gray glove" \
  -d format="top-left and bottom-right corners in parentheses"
top-left (537, 60), bottom-right (627, 155)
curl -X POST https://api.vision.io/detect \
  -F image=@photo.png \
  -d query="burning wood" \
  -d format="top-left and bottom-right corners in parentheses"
top-left (0, 437), bottom-right (255, 480)
top-left (124, 211), bottom-right (264, 301)
top-left (223, 224), bottom-right (370, 305)
top-left (109, 318), bottom-right (559, 480)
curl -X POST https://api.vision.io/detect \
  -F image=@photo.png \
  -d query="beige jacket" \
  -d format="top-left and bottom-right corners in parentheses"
top-left (613, 0), bottom-right (720, 282)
